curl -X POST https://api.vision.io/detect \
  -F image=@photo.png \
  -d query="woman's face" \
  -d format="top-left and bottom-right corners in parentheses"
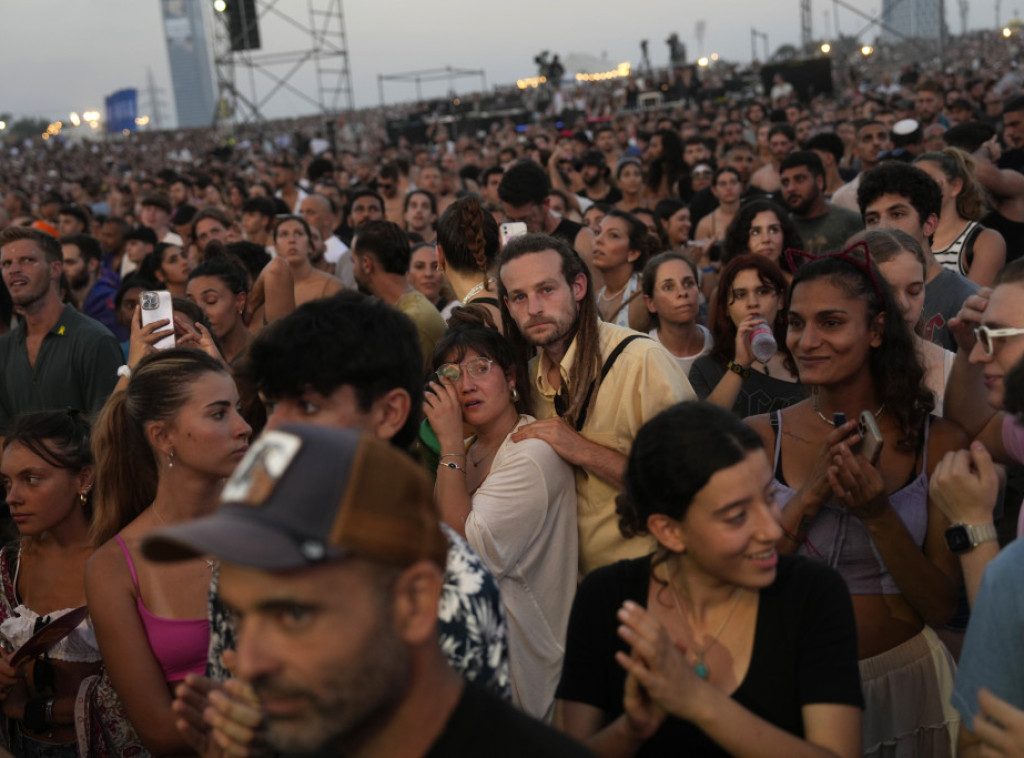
top-left (746, 210), bottom-right (785, 262)
top-left (726, 269), bottom-right (782, 329)
top-left (164, 372), bottom-right (252, 479)
top-left (877, 251), bottom-right (925, 329)
top-left (407, 247), bottom-right (443, 303)
top-left (547, 193), bottom-right (567, 217)
top-left (785, 278), bottom-right (882, 386)
top-left (118, 286), bottom-right (146, 329)
top-left (594, 216), bottom-right (640, 273)
top-left (665, 208), bottom-right (692, 247)
top-left (438, 348), bottom-right (513, 430)
top-left (159, 245), bottom-right (191, 286)
top-left (674, 449), bottom-right (781, 588)
top-left (275, 219), bottom-right (312, 265)
top-left (583, 206), bottom-right (607, 235)
top-left (645, 258), bottom-right (699, 327)
top-left (712, 171), bottom-right (741, 204)
top-left (690, 165), bottom-right (713, 194)
top-left (186, 275), bottom-right (246, 340)
top-left (0, 441), bottom-right (90, 538)
top-left (618, 163), bottom-right (644, 195)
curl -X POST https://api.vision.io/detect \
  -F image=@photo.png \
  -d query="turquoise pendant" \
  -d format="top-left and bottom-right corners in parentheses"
top-left (694, 660), bottom-right (709, 679)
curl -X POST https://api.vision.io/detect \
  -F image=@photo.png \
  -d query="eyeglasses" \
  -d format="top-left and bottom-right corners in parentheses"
top-left (435, 357), bottom-right (495, 384)
top-left (974, 325), bottom-right (1024, 356)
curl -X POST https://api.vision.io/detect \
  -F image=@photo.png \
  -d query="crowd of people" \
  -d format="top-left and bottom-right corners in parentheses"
top-left (2, 24), bottom-right (1024, 757)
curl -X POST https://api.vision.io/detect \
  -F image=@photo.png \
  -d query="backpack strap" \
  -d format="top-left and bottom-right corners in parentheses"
top-left (574, 334), bottom-right (649, 431)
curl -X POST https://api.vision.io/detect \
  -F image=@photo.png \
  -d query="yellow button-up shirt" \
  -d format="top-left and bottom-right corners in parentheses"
top-left (532, 322), bottom-right (696, 574)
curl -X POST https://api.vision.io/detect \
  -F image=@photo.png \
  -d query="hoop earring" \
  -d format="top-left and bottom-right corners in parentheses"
top-left (510, 386), bottom-right (520, 403)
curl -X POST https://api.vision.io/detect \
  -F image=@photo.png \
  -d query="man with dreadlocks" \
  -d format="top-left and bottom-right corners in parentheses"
top-left (498, 233), bottom-right (694, 575)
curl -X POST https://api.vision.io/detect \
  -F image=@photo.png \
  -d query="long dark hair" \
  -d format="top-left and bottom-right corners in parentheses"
top-left (721, 199), bottom-right (803, 271)
top-left (709, 254), bottom-right (791, 368)
top-left (788, 248), bottom-right (933, 452)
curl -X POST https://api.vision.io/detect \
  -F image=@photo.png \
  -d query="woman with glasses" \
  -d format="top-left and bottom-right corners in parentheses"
top-left (689, 255), bottom-right (803, 417)
top-left (422, 320), bottom-right (577, 723)
top-left (746, 244), bottom-right (967, 757)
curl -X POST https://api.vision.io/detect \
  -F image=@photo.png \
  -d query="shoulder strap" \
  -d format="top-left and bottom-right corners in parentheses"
top-left (113, 535), bottom-right (141, 592)
top-left (472, 297), bottom-right (501, 307)
top-left (574, 334), bottom-right (650, 432)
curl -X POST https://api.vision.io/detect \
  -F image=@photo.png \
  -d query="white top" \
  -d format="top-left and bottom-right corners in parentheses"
top-left (0, 605), bottom-right (100, 663)
top-left (464, 415), bottom-right (578, 722)
top-left (324, 234), bottom-right (349, 265)
top-left (650, 324), bottom-right (713, 378)
top-left (597, 273), bottom-right (642, 328)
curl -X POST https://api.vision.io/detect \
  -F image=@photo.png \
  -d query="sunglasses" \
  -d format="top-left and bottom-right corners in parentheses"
top-left (435, 357), bottom-right (495, 384)
top-left (974, 325), bottom-right (1024, 357)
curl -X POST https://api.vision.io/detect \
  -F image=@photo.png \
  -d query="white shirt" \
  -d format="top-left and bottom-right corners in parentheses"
top-left (324, 234), bottom-right (349, 265)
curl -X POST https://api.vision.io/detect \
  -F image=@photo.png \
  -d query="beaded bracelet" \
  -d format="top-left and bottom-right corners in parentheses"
top-left (726, 360), bottom-right (751, 378)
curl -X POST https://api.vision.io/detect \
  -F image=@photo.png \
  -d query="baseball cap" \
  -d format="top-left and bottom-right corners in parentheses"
top-left (142, 425), bottom-right (448, 571)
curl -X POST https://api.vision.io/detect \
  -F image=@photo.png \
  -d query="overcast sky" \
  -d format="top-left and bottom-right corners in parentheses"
top-left (3, 0), bottom-right (1006, 127)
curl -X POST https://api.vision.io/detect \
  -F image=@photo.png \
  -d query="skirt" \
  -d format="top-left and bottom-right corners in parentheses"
top-left (860, 626), bottom-right (959, 757)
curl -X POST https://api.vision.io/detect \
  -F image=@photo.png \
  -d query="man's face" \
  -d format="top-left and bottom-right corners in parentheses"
top-left (61, 243), bottom-right (92, 290)
top-left (300, 197), bottom-right (332, 237)
top-left (863, 193), bottom-right (932, 246)
top-left (220, 560), bottom-right (410, 755)
top-left (970, 283), bottom-right (1024, 408)
top-left (483, 173), bottom-right (503, 203)
top-left (403, 194), bottom-right (435, 232)
top-left (683, 142), bottom-right (709, 167)
top-left (140, 204), bottom-right (169, 231)
top-left (99, 222), bottom-right (124, 254)
top-left (1004, 109), bottom-right (1024, 149)
top-left (418, 167), bottom-right (441, 195)
top-left (726, 149), bottom-right (755, 184)
top-left (1, 239), bottom-right (58, 309)
top-left (263, 384), bottom-right (375, 432)
top-left (722, 123), bottom-right (744, 147)
top-left (272, 166), bottom-right (293, 190)
top-left (57, 214), bottom-right (84, 236)
top-left (125, 239), bottom-right (154, 264)
top-left (780, 166), bottom-right (821, 216)
top-left (794, 119), bottom-right (814, 145)
top-left (349, 197), bottom-right (383, 229)
top-left (769, 133), bottom-right (793, 161)
top-left (195, 218), bottom-right (228, 252)
top-left (595, 130), bottom-right (616, 153)
top-left (580, 164), bottom-right (603, 188)
top-left (241, 211), bottom-right (270, 239)
top-left (502, 201), bottom-right (547, 234)
top-left (916, 89), bottom-right (943, 122)
top-left (500, 249), bottom-right (584, 349)
top-left (856, 124), bottom-right (890, 168)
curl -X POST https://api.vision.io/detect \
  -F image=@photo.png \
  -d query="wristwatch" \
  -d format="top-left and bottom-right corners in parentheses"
top-left (944, 522), bottom-right (998, 554)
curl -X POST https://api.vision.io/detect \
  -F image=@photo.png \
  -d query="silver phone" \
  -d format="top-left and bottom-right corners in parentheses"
top-left (499, 222), bottom-right (527, 247)
top-left (140, 290), bottom-right (175, 350)
top-left (856, 410), bottom-right (883, 464)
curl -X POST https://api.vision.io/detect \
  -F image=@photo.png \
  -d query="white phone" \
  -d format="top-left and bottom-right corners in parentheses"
top-left (140, 290), bottom-right (175, 350)
top-left (499, 222), bottom-right (527, 247)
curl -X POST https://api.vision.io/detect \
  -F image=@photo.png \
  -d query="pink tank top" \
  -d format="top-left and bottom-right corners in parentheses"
top-left (114, 535), bottom-right (209, 682)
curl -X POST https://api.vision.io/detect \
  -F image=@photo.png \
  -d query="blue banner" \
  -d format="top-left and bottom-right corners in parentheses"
top-left (105, 89), bottom-right (138, 134)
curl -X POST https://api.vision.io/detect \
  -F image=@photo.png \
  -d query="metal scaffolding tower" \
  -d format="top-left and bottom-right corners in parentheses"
top-left (801, 0), bottom-right (813, 48)
top-left (211, 0), bottom-right (354, 126)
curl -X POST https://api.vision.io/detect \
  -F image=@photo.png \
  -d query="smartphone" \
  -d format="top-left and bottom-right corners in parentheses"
top-left (140, 290), bottom-right (175, 350)
top-left (855, 410), bottom-right (883, 464)
top-left (499, 222), bottom-right (527, 247)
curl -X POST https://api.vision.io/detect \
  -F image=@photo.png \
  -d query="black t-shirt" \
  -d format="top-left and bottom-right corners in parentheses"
top-left (556, 554), bottom-right (862, 758)
top-left (425, 683), bottom-right (596, 757)
top-left (579, 185), bottom-right (623, 205)
top-left (552, 216), bottom-right (585, 248)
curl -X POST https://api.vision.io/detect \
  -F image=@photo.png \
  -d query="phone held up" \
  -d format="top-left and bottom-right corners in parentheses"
top-left (140, 290), bottom-right (175, 350)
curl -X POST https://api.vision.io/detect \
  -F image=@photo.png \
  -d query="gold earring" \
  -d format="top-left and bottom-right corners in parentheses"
top-left (79, 491), bottom-right (88, 506)
top-left (510, 386), bottom-right (520, 402)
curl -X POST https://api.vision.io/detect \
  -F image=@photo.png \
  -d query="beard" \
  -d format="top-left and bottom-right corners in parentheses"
top-left (257, 611), bottom-right (411, 756)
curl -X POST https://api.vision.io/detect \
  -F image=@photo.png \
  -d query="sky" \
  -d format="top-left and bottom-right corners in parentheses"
top-left (2, 0), bottom-right (1007, 128)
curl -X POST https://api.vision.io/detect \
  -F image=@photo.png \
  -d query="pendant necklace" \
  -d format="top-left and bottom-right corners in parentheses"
top-left (667, 567), bottom-right (744, 680)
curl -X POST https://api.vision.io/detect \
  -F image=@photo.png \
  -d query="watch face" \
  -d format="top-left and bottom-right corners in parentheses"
top-left (945, 525), bottom-right (971, 554)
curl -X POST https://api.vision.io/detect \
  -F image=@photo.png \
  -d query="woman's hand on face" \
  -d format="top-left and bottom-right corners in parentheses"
top-left (127, 305), bottom-right (172, 369)
top-left (421, 379), bottom-right (465, 449)
top-left (614, 601), bottom-right (704, 722)
top-left (732, 314), bottom-right (764, 368)
top-left (828, 442), bottom-right (888, 521)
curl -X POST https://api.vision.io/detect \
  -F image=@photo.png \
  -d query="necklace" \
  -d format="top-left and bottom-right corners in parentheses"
top-left (151, 504), bottom-right (216, 570)
top-left (598, 280), bottom-right (630, 302)
top-left (464, 277), bottom-right (497, 303)
top-left (666, 566), bottom-right (745, 680)
top-left (813, 392), bottom-right (886, 427)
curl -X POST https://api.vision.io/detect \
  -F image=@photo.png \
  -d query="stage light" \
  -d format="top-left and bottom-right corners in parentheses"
top-left (214, 0), bottom-right (227, 12)
top-left (861, 45), bottom-right (874, 56)
top-left (1003, 27), bottom-right (1013, 37)
top-left (698, 57), bottom-right (709, 67)
top-left (0, 122), bottom-right (6, 131)
top-left (821, 43), bottom-right (831, 53)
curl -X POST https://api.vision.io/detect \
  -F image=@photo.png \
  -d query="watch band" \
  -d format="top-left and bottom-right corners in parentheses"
top-left (962, 522), bottom-right (998, 547)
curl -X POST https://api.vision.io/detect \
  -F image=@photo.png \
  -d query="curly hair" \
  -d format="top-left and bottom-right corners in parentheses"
top-left (788, 248), bottom-right (933, 452)
top-left (721, 198), bottom-right (803, 271)
top-left (709, 254), bottom-right (792, 370)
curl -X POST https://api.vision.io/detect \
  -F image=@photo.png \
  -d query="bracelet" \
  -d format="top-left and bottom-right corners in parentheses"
top-left (780, 526), bottom-right (803, 544)
top-left (438, 461), bottom-right (467, 474)
top-left (439, 452), bottom-right (466, 459)
top-left (726, 360), bottom-right (751, 377)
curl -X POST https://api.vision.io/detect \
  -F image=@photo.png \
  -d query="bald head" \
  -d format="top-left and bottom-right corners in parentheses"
top-left (300, 193), bottom-right (336, 238)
